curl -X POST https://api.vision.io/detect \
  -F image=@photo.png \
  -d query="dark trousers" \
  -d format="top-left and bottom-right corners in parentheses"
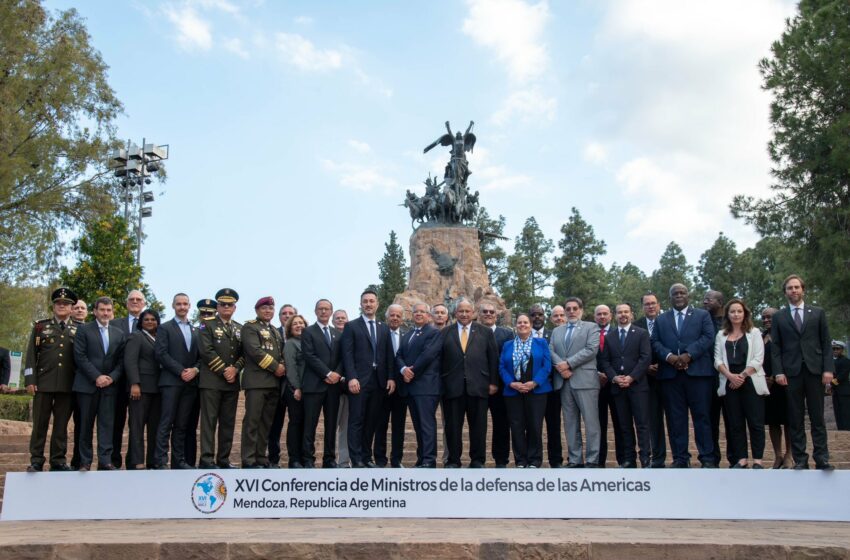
top-left (127, 392), bottom-right (161, 468)
top-left (408, 394), bottom-right (440, 467)
top-left (302, 386), bottom-right (341, 466)
top-left (347, 388), bottom-right (384, 465)
top-left (71, 395), bottom-right (81, 469)
top-left (787, 370), bottom-right (829, 466)
top-left (374, 390), bottom-right (407, 466)
top-left (76, 388), bottom-right (115, 467)
top-left (282, 385), bottom-right (305, 466)
top-left (598, 383), bottom-right (624, 467)
top-left (242, 388), bottom-right (279, 466)
top-left (505, 392), bottom-right (546, 467)
top-left (442, 392), bottom-right (488, 466)
top-left (647, 373), bottom-right (667, 467)
top-left (199, 388), bottom-right (238, 466)
top-left (111, 377), bottom-right (129, 468)
top-left (710, 385), bottom-right (733, 466)
top-left (267, 391), bottom-right (286, 464)
top-left (834, 393), bottom-right (850, 430)
top-left (724, 378), bottom-right (765, 462)
top-left (612, 385), bottom-right (650, 467)
top-left (544, 389), bottom-right (563, 467)
top-left (155, 384), bottom-right (198, 467)
top-left (29, 391), bottom-right (73, 467)
top-left (185, 392), bottom-right (200, 467)
top-left (488, 392), bottom-right (510, 466)
top-left (661, 372), bottom-right (715, 465)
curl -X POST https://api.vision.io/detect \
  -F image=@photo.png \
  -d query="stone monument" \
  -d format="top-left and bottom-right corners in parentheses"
top-left (393, 121), bottom-right (510, 324)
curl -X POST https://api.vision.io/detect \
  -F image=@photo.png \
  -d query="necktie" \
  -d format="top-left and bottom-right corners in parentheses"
top-left (599, 329), bottom-right (606, 351)
top-left (676, 311), bottom-right (684, 333)
top-left (794, 308), bottom-right (803, 332)
top-left (647, 319), bottom-right (654, 336)
top-left (564, 324), bottom-right (575, 350)
top-left (460, 325), bottom-right (468, 352)
top-left (130, 316), bottom-right (136, 332)
top-left (323, 326), bottom-right (332, 347)
top-left (59, 321), bottom-right (66, 331)
top-left (414, 328), bottom-right (421, 337)
top-left (100, 326), bottom-right (109, 354)
top-left (180, 321), bottom-right (191, 351)
top-left (619, 328), bottom-right (626, 347)
top-left (392, 330), bottom-right (399, 355)
top-left (369, 320), bottom-right (377, 364)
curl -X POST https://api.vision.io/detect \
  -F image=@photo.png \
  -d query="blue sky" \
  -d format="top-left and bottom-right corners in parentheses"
top-left (47, 0), bottom-right (797, 322)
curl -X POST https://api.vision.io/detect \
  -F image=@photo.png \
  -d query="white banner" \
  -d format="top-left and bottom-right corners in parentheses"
top-left (2, 469), bottom-right (847, 521)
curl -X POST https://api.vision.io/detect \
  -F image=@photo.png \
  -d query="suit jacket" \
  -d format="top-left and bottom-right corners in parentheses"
top-left (550, 321), bottom-right (600, 390)
top-left (439, 322), bottom-right (499, 399)
top-left (123, 331), bottom-right (160, 393)
top-left (634, 316), bottom-right (660, 366)
top-left (650, 306), bottom-right (715, 379)
top-left (110, 315), bottom-right (140, 336)
top-left (599, 325), bottom-right (651, 394)
top-left (0, 347), bottom-right (10, 386)
top-left (301, 322), bottom-right (343, 394)
top-left (499, 337), bottom-right (552, 396)
top-left (713, 329), bottom-right (769, 397)
top-left (770, 304), bottom-right (834, 377)
top-left (834, 355), bottom-right (850, 396)
top-left (396, 324), bottom-right (442, 397)
top-left (596, 325), bottom-right (612, 371)
top-left (340, 316), bottom-right (395, 390)
top-left (155, 318), bottom-right (200, 388)
top-left (73, 321), bottom-right (126, 393)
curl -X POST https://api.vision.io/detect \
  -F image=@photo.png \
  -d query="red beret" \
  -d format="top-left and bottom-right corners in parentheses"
top-left (255, 296), bottom-right (275, 309)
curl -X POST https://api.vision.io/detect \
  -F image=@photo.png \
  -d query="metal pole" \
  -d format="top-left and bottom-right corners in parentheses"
top-left (123, 139), bottom-right (131, 223)
top-left (136, 137), bottom-right (145, 265)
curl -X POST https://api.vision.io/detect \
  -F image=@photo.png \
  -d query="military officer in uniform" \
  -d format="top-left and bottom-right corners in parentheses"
top-left (241, 296), bottom-right (286, 468)
top-left (185, 298), bottom-right (217, 467)
top-left (198, 289), bottom-right (244, 469)
top-left (24, 288), bottom-right (79, 472)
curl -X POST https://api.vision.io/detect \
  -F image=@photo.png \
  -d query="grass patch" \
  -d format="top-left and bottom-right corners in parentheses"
top-left (0, 394), bottom-right (32, 422)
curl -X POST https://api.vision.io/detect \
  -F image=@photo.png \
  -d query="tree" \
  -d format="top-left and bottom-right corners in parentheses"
top-left (376, 230), bottom-right (408, 318)
top-left (609, 261), bottom-right (648, 309)
top-left (650, 242), bottom-right (694, 298)
top-left (733, 237), bottom-right (798, 314)
top-left (0, 2), bottom-right (124, 283)
top-left (511, 217), bottom-right (553, 303)
top-left (696, 232), bottom-right (739, 299)
top-left (731, 0), bottom-right (850, 327)
top-left (499, 253), bottom-right (534, 317)
top-left (551, 207), bottom-right (611, 310)
top-left (0, 283), bottom-right (52, 356)
top-left (58, 215), bottom-right (160, 318)
top-left (475, 206), bottom-right (507, 289)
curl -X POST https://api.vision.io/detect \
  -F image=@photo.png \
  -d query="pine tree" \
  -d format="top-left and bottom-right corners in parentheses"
top-left (376, 230), bottom-right (408, 318)
top-left (551, 208), bottom-right (610, 309)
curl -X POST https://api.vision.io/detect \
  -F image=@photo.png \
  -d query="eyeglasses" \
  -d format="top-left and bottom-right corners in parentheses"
top-left (218, 302), bottom-right (235, 308)
top-left (479, 310), bottom-right (495, 314)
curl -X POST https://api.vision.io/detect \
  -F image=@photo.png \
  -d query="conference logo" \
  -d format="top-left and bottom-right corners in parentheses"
top-left (191, 473), bottom-right (227, 514)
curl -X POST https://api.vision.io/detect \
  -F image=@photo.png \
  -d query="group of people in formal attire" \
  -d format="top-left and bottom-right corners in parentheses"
top-left (20, 273), bottom-right (843, 472)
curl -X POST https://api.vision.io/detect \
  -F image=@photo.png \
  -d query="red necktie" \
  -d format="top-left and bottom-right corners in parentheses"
top-left (599, 329), bottom-right (605, 351)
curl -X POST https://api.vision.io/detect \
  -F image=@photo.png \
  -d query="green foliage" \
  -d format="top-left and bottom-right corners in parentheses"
top-left (696, 232), bottom-right (738, 299)
top-left (58, 215), bottom-right (161, 318)
top-left (0, 1), bottom-right (123, 283)
top-left (376, 230), bottom-right (408, 318)
top-left (733, 237), bottom-right (799, 315)
top-left (609, 262), bottom-right (648, 310)
top-left (650, 242), bottom-right (694, 299)
top-left (0, 283), bottom-right (52, 352)
top-left (514, 217), bottom-right (553, 299)
top-left (499, 253), bottom-right (535, 317)
top-left (731, 0), bottom-right (850, 332)
top-left (475, 206), bottom-right (507, 287)
top-left (552, 208), bottom-right (611, 309)
top-left (0, 394), bottom-right (33, 422)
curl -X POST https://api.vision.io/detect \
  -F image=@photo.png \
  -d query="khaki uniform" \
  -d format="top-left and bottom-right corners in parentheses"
top-left (198, 316), bottom-right (244, 466)
top-left (240, 319), bottom-right (284, 466)
top-left (24, 318), bottom-right (78, 468)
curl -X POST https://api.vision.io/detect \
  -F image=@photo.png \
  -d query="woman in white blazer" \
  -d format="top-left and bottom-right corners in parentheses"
top-left (714, 298), bottom-right (769, 469)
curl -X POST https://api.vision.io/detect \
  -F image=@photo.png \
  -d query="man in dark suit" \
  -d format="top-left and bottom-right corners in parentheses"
top-left (832, 341), bottom-right (850, 430)
top-left (478, 301), bottom-right (513, 467)
top-left (651, 283), bottom-right (716, 468)
top-left (153, 293), bottom-right (200, 469)
top-left (530, 303), bottom-right (563, 468)
top-left (599, 303), bottom-right (652, 468)
top-left (770, 274), bottom-right (835, 470)
top-left (73, 296), bottom-right (126, 471)
top-left (301, 299), bottom-right (345, 468)
top-left (440, 298), bottom-right (499, 468)
top-left (340, 289), bottom-right (396, 467)
top-left (268, 304), bottom-right (297, 468)
top-left (703, 289), bottom-right (732, 467)
top-left (108, 289), bottom-right (146, 469)
top-left (397, 302), bottom-right (443, 468)
top-left (594, 304), bottom-right (624, 468)
top-left (634, 292), bottom-right (667, 467)
top-left (374, 304), bottom-right (408, 467)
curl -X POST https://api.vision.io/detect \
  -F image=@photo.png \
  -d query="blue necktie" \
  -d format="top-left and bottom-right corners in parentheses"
top-left (369, 320), bottom-right (377, 364)
top-left (323, 326), bottom-right (332, 347)
top-left (619, 328), bottom-right (626, 348)
top-left (100, 326), bottom-right (109, 354)
top-left (564, 324), bottom-right (575, 350)
top-left (676, 311), bottom-right (684, 333)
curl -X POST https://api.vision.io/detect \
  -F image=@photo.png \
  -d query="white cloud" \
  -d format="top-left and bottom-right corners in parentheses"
top-left (462, 0), bottom-right (550, 84)
top-left (275, 32), bottom-right (343, 71)
top-left (223, 37), bottom-right (249, 58)
top-left (583, 141), bottom-right (607, 165)
top-left (490, 88), bottom-right (556, 125)
top-left (321, 159), bottom-right (400, 193)
top-left (347, 140), bottom-right (372, 154)
top-left (163, 4), bottom-right (213, 51)
top-left (294, 15), bottom-right (313, 25)
top-left (467, 147), bottom-right (532, 192)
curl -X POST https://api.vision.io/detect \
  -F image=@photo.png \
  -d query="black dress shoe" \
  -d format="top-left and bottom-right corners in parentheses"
top-left (173, 461), bottom-right (193, 470)
top-left (289, 462), bottom-right (304, 469)
top-left (364, 461), bottom-right (377, 468)
top-left (793, 463), bottom-right (809, 470)
top-left (217, 462), bottom-right (238, 469)
top-left (152, 464), bottom-right (168, 470)
top-left (351, 462), bottom-right (367, 468)
top-left (322, 461), bottom-right (339, 469)
top-left (302, 462), bottom-right (316, 469)
top-left (620, 462), bottom-right (637, 469)
top-left (50, 463), bottom-right (71, 472)
top-left (242, 463), bottom-right (259, 469)
top-left (585, 463), bottom-right (600, 469)
top-left (563, 463), bottom-right (584, 468)
top-left (98, 464), bottom-right (116, 471)
top-left (731, 462), bottom-right (748, 469)
top-left (495, 463), bottom-right (507, 469)
top-left (752, 463), bottom-right (764, 469)
top-left (78, 464), bottom-right (91, 472)
top-left (26, 463), bottom-right (43, 473)
top-left (391, 462), bottom-right (404, 468)
top-left (416, 463), bottom-right (437, 468)
top-left (550, 463), bottom-right (563, 469)
top-left (198, 461), bottom-right (217, 469)
top-left (444, 463), bottom-right (460, 468)
top-left (672, 462), bottom-right (689, 468)
top-left (701, 461), bottom-right (718, 469)
top-left (468, 461), bottom-right (484, 468)
top-left (816, 463), bottom-right (835, 471)
top-left (650, 462), bottom-right (666, 468)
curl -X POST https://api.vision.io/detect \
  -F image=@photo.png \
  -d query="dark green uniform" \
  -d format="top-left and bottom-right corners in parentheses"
top-left (240, 319), bottom-right (284, 467)
top-left (198, 316), bottom-right (244, 466)
top-left (24, 317), bottom-right (78, 469)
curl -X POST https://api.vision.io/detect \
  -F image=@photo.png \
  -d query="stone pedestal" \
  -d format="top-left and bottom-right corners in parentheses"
top-left (393, 226), bottom-right (509, 324)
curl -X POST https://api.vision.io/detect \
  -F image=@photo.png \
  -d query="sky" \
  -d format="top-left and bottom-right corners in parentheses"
top-left (46, 0), bottom-right (798, 322)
